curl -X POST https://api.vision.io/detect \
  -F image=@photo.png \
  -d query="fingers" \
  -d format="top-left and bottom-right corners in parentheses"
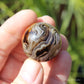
top-left (0, 10), bottom-right (37, 71)
top-left (49, 51), bottom-right (72, 83)
top-left (41, 51), bottom-right (72, 84)
top-left (37, 15), bottom-right (56, 26)
top-left (61, 34), bottom-right (68, 50)
top-left (11, 59), bottom-right (44, 84)
top-left (0, 56), bottom-right (22, 83)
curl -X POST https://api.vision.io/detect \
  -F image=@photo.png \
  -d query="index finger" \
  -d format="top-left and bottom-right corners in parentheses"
top-left (0, 10), bottom-right (37, 71)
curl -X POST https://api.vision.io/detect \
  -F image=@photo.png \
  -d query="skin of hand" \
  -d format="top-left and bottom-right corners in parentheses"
top-left (0, 10), bottom-right (72, 84)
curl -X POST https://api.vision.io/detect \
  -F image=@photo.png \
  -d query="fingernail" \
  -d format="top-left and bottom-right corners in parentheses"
top-left (19, 59), bottom-right (43, 83)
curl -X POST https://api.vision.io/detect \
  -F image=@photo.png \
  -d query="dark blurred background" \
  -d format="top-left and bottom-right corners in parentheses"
top-left (0, 0), bottom-right (84, 84)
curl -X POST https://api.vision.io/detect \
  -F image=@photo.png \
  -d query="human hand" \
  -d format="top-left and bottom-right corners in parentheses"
top-left (0, 10), bottom-right (72, 84)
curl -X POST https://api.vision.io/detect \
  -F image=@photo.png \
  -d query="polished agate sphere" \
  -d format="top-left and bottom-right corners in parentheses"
top-left (22, 22), bottom-right (62, 61)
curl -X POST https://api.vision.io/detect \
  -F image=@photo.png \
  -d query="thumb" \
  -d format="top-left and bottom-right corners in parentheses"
top-left (11, 59), bottom-right (44, 84)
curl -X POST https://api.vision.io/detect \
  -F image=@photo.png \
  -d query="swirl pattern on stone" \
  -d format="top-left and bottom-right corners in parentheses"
top-left (22, 22), bottom-right (62, 61)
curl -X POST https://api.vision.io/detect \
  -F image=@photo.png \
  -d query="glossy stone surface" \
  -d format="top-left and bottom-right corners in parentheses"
top-left (22, 22), bottom-right (62, 61)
